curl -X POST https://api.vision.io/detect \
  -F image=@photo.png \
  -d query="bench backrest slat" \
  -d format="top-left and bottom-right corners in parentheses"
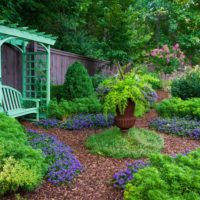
top-left (2, 85), bottom-right (22, 112)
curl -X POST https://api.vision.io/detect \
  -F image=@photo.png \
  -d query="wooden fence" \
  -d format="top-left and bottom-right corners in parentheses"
top-left (2, 43), bottom-right (109, 91)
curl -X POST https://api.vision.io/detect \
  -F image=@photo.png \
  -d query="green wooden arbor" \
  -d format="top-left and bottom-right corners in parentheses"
top-left (0, 20), bottom-right (57, 118)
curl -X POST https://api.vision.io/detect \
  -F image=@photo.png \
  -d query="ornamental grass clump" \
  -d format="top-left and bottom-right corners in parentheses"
top-left (27, 129), bottom-right (83, 185)
top-left (85, 127), bottom-right (164, 158)
top-left (149, 117), bottom-right (200, 139)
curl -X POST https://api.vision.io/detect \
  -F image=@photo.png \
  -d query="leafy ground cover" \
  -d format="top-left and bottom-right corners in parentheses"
top-left (149, 117), bottom-right (200, 139)
top-left (156, 98), bottom-right (200, 119)
top-left (0, 114), bottom-right (47, 196)
top-left (35, 113), bottom-right (114, 130)
top-left (19, 105), bottom-right (200, 200)
top-left (124, 149), bottom-right (200, 200)
top-left (85, 127), bottom-right (164, 158)
top-left (26, 129), bottom-right (83, 185)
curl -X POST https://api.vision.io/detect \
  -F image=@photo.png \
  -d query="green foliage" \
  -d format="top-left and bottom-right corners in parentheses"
top-left (102, 67), bottom-right (159, 116)
top-left (51, 85), bottom-right (64, 102)
top-left (124, 149), bottom-right (200, 200)
top-left (171, 67), bottom-right (200, 99)
top-left (156, 98), bottom-right (200, 119)
top-left (135, 65), bottom-right (162, 90)
top-left (0, 0), bottom-right (199, 63)
top-left (85, 127), bottom-right (164, 158)
top-left (91, 73), bottom-right (108, 90)
top-left (47, 95), bottom-right (102, 119)
top-left (63, 62), bottom-right (94, 100)
top-left (0, 114), bottom-right (47, 195)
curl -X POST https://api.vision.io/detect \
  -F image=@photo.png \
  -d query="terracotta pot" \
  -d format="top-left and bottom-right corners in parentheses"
top-left (114, 99), bottom-right (136, 131)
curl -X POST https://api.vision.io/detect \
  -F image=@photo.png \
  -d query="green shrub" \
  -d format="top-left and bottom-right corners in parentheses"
top-left (51, 85), bottom-right (64, 101)
top-left (171, 67), bottom-right (200, 99)
top-left (0, 114), bottom-right (47, 196)
top-left (47, 95), bottom-right (102, 119)
top-left (156, 98), bottom-right (200, 119)
top-left (91, 73), bottom-right (108, 90)
top-left (135, 65), bottom-right (162, 90)
top-left (63, 61), bottom-right (94, 100)
top-left (124, 149), bottom-right (200, 200)
top-left (85, 127), bottom-right (164, 158)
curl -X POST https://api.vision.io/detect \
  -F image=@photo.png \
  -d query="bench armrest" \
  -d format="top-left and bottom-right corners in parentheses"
top-left (22, 98), bottom-right (40, 109)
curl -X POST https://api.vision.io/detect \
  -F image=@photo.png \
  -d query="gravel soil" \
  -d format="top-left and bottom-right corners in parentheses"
top-left (4, 90), bottom-right (200, 200)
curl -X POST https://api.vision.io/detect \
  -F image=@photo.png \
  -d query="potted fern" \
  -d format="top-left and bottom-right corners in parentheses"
top-left (100, 66), bottom-right (158, 131)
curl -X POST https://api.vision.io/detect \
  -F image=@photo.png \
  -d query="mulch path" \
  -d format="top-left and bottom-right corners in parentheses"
top-left (5, 90), bottom-right (200, 200)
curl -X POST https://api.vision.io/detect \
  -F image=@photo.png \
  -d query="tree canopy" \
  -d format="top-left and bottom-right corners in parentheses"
top-left (0, 0), bottom-right (199, 64)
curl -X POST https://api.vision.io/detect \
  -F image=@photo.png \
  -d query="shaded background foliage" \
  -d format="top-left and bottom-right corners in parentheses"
top-left (0, 0), bottom-right (199, 63)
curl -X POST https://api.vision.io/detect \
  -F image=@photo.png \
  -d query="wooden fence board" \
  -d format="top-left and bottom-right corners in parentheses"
top-left (2, 43), bottom-right (109, 91)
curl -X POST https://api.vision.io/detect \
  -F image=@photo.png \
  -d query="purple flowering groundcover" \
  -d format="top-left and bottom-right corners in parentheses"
top-left (26, 129), bottom-right (83, 185)
top-left (35, 113), bottom-right (114, 130)
top-left (113, 160), bottom-right (148, 189)
top-left (149, 117), bottom-right (200, 139)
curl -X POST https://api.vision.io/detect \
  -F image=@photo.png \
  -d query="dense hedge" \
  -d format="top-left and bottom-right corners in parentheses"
top-left (124, 149), bottom-right (200, 200)
top-left (171, 68), bottom-right (200, 99)
top-left (51, 85), bottom-right (64, 101)
top-left (0, 114), bottom-right (47, 196)
top-left (156, 98), bottom-right (200, 119)
top-left (63, 61), bottom-right (94, 100)
top-left (47, 95), bottom-right (102, 119)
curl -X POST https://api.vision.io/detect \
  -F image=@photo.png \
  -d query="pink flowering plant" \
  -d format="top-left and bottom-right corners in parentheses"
top-left (150, 44), bottom-right (186, 74)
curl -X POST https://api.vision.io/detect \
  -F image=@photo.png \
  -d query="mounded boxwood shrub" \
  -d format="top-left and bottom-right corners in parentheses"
top-left (124, 149), bottom-right (200, 200)
top-left (0, 114), bottom-right (47, 196)
top-left (171, 68), bottom-right (200, 99)
top-left (156, 98), bottom-right (200, 119)
top-left (63, 61), bottom-right (94, 100)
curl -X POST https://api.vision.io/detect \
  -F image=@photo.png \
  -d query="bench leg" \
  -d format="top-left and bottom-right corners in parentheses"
top-left (36, 112), bottom-right (39, 121)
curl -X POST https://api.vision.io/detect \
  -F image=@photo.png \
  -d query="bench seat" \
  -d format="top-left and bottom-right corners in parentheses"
top-left (1, 85), bottom-right (40, 120)
top-left (6, 107), bottom-right (38, 118)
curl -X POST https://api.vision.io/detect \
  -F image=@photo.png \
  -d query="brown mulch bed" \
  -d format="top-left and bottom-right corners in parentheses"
top-left (5, 90), bottom-right (200, 200)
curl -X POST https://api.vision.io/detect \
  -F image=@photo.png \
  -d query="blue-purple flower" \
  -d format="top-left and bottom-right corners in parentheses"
top-left (26, 129), bottom-right (83, 185)
top-left (113, 160), bottom-right (148, 189)
top-left (149, 117), bottom-right (200, 139)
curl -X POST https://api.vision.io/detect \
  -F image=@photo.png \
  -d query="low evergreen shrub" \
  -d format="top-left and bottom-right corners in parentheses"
top-left (47, 95), bottom-right (102, 119)
top-left (51, 85), bottom-right (64, 101)
top-left (171, 67), bottom-right (200, 99)
top-left (63, 61), bottom-right (94, 100)
top-left (0, 114), bottom-right (47, 196)
top-left (156, 98), bottom-right (200, 119)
